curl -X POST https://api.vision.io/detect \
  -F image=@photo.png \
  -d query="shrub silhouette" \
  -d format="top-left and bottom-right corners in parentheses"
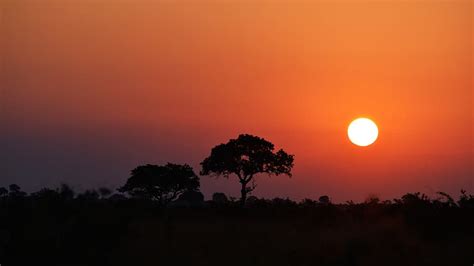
top-left (212, 192), bottom-right (228, 204)
top-left (119, 163), bottom-right (200, 205)
top-left (396, 192), bottom-right (430, 206)
top-left (201, 134), bottom-right (294, 205)
top-left (458, 189), bottom-right (474, 209)
top-left (174, 191), bottom-right (205, 207)
top-left (0, 187), bottom-right (8, 197)
top-left (98, 187), bottom-right (112, 199)
top-left (30, 188), bottom-right (60, 200)
top-left (77, 189), bottom-right (100, 201)
top-left (319, 195), bottom-right (331, 205)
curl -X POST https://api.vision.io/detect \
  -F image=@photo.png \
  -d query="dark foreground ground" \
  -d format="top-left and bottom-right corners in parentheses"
top-left (1, 193), bottom-right (473, 266)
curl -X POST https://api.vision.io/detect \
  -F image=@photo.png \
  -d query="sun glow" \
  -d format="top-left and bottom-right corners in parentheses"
top-left (347, 118), bottom-right (379, 147)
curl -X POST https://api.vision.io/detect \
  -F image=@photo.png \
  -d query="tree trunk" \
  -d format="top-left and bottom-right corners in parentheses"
top-left (240, 181), bottom-right (248, 206)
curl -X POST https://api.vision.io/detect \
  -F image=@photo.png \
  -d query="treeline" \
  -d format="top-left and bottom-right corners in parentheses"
top-left (1, 182), bottom-right (473, 209)
top-left (1, 133), bottom-right (473, 208)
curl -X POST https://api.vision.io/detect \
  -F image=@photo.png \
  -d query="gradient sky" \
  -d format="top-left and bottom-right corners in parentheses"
top-left (1, 0), bottom-right (472, 202)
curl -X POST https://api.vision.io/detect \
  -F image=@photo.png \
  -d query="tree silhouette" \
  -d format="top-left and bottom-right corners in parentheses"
top-left (119, 163), bottom-right (200, 205)
top-left (201, 134), bottom-right (294, 205)
top-left (8, 184), bottom-right (26, 197)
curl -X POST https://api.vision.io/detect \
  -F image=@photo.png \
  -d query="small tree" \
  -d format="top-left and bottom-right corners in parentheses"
top-left (201, 134), bottom-right (294, 205)
top-left (119, 163), bottom-right (200, 205)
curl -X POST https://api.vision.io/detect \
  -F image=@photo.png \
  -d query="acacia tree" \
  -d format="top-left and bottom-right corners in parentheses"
top-left (201, 134), bottom-right (294, 205)
top-left (118, 163), bottom-right (200, 205)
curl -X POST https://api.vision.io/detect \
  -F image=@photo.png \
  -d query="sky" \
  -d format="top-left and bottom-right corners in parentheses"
top-left (1, 0), bottom-right (472, 202)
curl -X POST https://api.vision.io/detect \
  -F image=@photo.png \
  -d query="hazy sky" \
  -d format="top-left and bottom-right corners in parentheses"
top-left (1, 0), bottom-right (472, 201)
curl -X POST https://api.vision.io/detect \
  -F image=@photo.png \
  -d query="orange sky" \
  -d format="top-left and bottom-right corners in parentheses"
top-left (1, 0), bottom-right (472, 201)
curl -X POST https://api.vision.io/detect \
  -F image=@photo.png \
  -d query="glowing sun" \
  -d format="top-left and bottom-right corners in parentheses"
top-left (348, 118), bottom-right (379, 146)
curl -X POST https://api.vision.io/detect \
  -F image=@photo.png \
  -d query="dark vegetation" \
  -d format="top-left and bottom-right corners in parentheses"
top-left (0, 134), bottom-right (473, 265)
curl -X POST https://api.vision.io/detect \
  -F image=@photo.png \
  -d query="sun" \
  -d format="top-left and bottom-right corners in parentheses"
top-left (347, 118), bottom-right (379, 146)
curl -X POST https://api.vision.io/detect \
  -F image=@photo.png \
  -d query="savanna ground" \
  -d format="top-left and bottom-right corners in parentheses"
top-left (1, 189), bottom-right (473, 266)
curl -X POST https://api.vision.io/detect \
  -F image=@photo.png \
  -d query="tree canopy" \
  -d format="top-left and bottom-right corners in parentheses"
top-left (201, 134), bottom-right (294, 204)
top-left (118, 163), bottom-right (200, 205)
